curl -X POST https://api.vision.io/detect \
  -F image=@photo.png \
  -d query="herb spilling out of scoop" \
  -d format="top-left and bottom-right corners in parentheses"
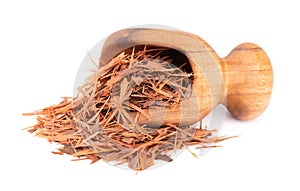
top-left (24, 46), bottom-right (232, 171)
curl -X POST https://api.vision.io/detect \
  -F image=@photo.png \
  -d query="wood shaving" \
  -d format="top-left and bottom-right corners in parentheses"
top-left (24, 46), bottom-right (232, 170)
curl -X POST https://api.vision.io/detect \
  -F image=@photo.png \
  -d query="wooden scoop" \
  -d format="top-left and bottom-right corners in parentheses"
top-left (100, 28), bottom-right (273, 127)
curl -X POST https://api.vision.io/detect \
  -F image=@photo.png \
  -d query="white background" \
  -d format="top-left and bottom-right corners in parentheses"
top-left (1, 0), bottom-right (299, 190)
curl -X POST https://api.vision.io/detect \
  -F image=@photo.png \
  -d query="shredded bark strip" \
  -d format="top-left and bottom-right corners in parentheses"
top-left (24, 46), bottom-right (232, 170)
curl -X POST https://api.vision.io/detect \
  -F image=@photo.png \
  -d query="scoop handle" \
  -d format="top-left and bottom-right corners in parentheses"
top-left (222, 43), bottom-right (273, 120)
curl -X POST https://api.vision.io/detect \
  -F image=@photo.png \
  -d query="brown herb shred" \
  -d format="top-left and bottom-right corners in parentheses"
top-left (24, 46), bottom-right (232, 170)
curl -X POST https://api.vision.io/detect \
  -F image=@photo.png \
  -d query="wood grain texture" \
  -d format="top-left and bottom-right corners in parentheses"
top-left (223, 43), bottom-right (273, 120)
top-left (100, 28), bottom-right (273, 126)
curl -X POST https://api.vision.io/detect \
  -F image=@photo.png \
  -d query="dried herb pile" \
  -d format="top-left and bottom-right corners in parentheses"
top-left (24, 46), bottom-right (230, 170)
